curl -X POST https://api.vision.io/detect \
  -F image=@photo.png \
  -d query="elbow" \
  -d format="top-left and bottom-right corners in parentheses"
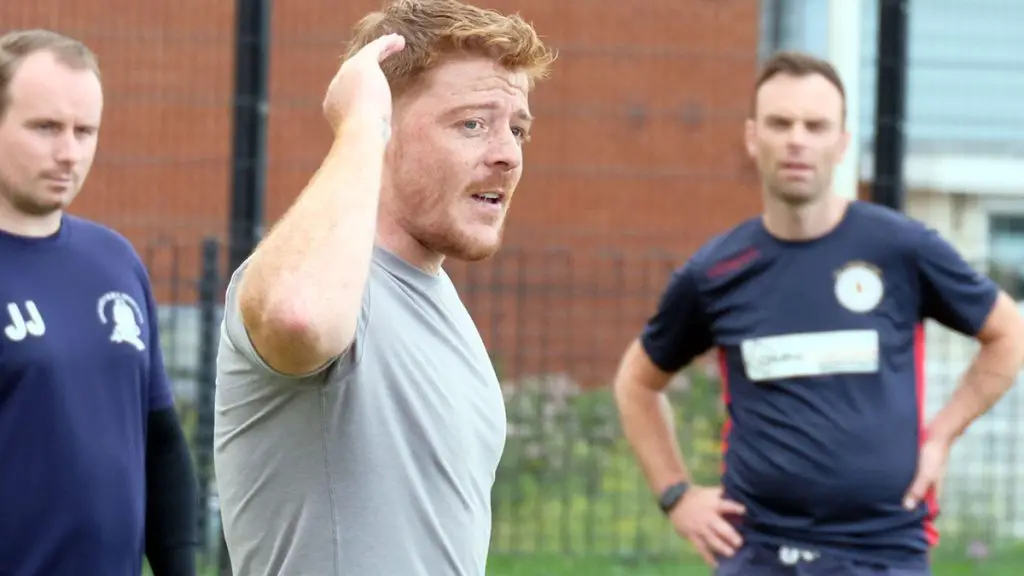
top-left (245, 292), bottom-right (308, 335)
top-left (239, 287), bottom-right (353, 362)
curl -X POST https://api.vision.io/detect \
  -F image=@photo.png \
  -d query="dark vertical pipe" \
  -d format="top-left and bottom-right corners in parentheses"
top-left (872, 0), bottom-right (910, 211)
top-left (227, 0), bottom-right (272, 274)
top-left (195, 239), bottom-right (220, 553)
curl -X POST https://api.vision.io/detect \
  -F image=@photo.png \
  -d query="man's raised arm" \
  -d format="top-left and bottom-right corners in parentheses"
top-left (236, 34), bottom-right (405, 376)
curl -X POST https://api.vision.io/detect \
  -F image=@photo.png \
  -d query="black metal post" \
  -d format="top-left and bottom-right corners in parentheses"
top-left (872, 0), bottom-right (910, 211)
top-left (195, 239), bottom-right (221, 568)
top-left (227, 0), bottom-right (272, 274)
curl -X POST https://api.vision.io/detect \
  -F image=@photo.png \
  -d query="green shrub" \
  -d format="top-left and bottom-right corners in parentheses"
top-left (491, 365), bottom-right (725, 559)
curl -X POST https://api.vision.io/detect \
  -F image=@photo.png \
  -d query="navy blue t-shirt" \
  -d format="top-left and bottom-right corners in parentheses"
top-left (640, 201), bottom-right (1000, 567)
top-left (0, 215), bottom-right (173, 576)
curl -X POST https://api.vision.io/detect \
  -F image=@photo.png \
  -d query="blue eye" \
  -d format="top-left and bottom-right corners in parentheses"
top-left (463, 120), bottom-right (481, 130)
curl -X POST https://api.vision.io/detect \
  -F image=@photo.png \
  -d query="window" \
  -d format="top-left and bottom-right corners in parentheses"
top-left (988, 214), bottom-right (1024, 302)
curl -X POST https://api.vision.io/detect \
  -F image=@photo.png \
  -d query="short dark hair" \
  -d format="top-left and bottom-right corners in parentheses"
top-left (0, 29), bottom-right (100, 120)
top-left (752, 50), bottom-right (846, 121)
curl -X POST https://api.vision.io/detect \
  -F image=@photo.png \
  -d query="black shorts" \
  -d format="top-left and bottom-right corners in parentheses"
top-left (715, 542), bottom-right (931, 576)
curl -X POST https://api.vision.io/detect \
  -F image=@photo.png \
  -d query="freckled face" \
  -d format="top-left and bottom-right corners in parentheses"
top-left (384, 55), bottom-right (532, 261)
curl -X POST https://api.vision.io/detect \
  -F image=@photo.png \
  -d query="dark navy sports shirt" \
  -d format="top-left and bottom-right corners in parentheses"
top-left (0, 215), bottom-right (173, 576)
top-left (641, 201), bottom-right (1000, 567)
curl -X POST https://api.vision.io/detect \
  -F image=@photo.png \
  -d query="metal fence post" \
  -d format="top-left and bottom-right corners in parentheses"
top-left (227, 0), bottom-right (273, 274)
top-left (872, 0), bottom-right (910, 211)
top-left (195, 238), bottom-right (222, 570)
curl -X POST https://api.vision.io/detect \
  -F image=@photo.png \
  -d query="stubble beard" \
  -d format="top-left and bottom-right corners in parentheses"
top-left (767, 175), bottom-right (827, 208)
top-left (0, 176), bottom-right (69, 218)
top-left (411, 211), bottom-right (506, 263)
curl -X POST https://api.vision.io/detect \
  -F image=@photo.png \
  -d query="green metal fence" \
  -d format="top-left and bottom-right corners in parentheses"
top-left (152, 240), bottom-right (1024, 575)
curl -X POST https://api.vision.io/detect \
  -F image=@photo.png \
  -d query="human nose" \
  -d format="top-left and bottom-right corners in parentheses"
top-left (784, 124), bottom-right (811, 151)
top-left (52, 130), bottom-right (83, 165)
top-left (486, 129), bottom-right (523, 172)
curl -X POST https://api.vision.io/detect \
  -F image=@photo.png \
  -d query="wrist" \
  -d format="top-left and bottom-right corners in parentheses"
top-left (656, 480), bottom-right (691, 515)
top-left (335, 113), bottom-right (391, 144)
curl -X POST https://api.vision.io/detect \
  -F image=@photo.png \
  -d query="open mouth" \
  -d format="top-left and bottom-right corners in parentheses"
top-left (471, 192), bottom-right (504, 205)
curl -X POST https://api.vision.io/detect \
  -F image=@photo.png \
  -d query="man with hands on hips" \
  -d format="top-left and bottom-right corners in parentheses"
top-left (613, 51), bottom-right (1024, 576)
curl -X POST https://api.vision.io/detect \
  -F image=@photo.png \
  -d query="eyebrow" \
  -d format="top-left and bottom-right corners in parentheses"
top-left (446, 102), bottom-right (533, 122)
top-left (764, 114), bottom-right (833, 124)
top-left (26, 116), bottom-right (101, 129)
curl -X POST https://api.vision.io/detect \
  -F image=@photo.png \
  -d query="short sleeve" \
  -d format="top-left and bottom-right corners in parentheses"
top-left (141, 267), bottom-right (174, 412)
top-left (640, 262), bottom-right (713, 373)
top-left (223, 260), bottom-right (270, 374)
top-left (223, 260), bottom-right (313, 379)
top-left (916, 228), bottom-right (1000, 336)
top-left (221, 259), bottom-right (368, 381)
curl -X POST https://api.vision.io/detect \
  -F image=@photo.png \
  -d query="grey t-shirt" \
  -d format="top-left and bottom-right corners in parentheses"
top-left (213, 246), bottom-right (506, 576)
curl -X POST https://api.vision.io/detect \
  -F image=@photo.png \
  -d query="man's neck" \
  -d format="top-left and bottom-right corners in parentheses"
top-left (762, 193), bottom-right (849, 242)
top-left (0, 203), bottom-right (62, 238)
top-left (374, 216), bottom-right (445, 276)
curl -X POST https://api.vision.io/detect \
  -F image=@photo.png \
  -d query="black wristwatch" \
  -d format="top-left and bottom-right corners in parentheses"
top-left (657, 481), bottom-right (690, 515)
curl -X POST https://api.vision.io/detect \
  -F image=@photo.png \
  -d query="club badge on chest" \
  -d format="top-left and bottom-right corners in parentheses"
top-left (97, 292), bottom-right (146, 351)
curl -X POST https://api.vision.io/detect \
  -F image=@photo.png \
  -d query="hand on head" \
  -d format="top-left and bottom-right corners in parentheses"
top-left (322, 33), bottom-right (406, 136)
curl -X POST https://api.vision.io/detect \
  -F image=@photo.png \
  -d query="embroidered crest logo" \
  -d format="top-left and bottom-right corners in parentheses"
top-left (97, 292), bottom-right (146, 351)
top-left (834, 261), bottom-right (884, 314)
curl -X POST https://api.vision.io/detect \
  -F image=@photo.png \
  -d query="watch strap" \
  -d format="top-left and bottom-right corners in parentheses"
top-left (657, 481), bottom-right (690, 514)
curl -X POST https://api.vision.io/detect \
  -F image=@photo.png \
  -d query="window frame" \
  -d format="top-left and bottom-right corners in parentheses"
top-left (983, 199), bottom-right (1024, 302)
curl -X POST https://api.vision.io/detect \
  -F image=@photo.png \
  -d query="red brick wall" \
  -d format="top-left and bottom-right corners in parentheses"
top-left (5, 0), bottom-right (763, 386)
top-left (5, 0), bottom-right (237, 289)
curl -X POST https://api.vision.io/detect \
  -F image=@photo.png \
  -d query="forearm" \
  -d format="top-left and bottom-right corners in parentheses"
top-left (145, 408), bottom-right (199, 576)
top-left (929, 336), bottom-right (1024, 444)
top-left (240, 117), bottom-right (388, 357)
top-left (616, 380), bottom-right (691, 494)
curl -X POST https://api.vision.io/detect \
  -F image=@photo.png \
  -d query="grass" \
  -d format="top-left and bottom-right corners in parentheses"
top-left (167, 544), bottom-right (1024, 575)
top-left (484, 554), bottom-right (1024, 576)
top-left (487, 554), bottom-right (705, 575)
top-left (148, 555), bottom-right (1024, 576)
